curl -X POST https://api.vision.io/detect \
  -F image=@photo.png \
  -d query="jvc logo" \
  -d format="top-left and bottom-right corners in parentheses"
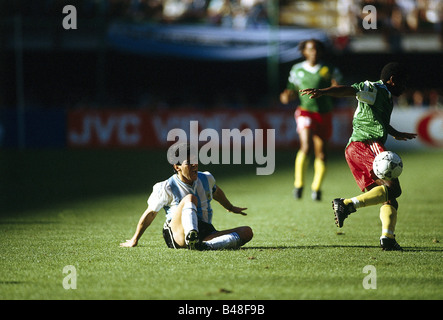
top-left (69, 114), bottom-right (141, 146)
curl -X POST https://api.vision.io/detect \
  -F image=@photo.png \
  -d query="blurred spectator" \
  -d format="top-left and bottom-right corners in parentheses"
top-left (412, 89), bottom-right (425, 107)
top-left (207, 0), bottom-right (232, 25)
top-left (162, 0), bottom-right (189, 21)
top-left (400, 89), bottom-right (443, 108)
top-left (8, 0), bottom-right (441, 34)
top-left (162, 0), bottom-right (208, 23)
top-left (351, 0), bottom-right (443, 35)
top-left (428, 89), bottom-right (443, 108)
top-left (336, 0), bottom-right (360, 36)
top-left (396, 0), bottom-right (419, 32)
top-left (207, 0), bottom-right (268, 29)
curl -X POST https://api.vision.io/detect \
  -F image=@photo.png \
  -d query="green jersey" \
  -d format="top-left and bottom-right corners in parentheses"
top-left (348, 80), bottom-right (393, 146)
top-left (287, 61), bottom-right (342, 113)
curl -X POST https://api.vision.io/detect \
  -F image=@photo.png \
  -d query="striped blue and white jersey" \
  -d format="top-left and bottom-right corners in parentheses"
top-left (147, 171), bottom-right (217, 224)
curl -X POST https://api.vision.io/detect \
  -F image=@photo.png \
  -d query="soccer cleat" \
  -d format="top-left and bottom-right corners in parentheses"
top-left (332, 198), bottom-right (356, 227)
top-left (185, 230), bottom-right (200, 250)
top-left (293, 187), bottom-right (303, 199)
top-left (185, 230), bottom-right (212, 251)
top-left (380, 236), bottom-right (403, 251)
top-left (311, 190), bottom-right (322, 201)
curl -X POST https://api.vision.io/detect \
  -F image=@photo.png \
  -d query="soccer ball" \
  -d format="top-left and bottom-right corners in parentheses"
top-left (373, 151), bottom-right (403, 180)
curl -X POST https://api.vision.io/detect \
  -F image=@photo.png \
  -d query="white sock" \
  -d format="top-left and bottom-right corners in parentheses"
top-left (181, 202), bottom-right (198, 240)
top-left (351, 197), bottom-right (361, 209)
top-left (205, 232), bottom-right (241, 250)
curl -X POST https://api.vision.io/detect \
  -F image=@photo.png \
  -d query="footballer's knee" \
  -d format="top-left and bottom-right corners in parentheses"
top-left (381, 178), bottom-right (401, 200)
top-left (237, 226), bottom-right (253, 245)
top-left (387, 181), bottom-right (402, 200)
top-left (181, 194), bottom-right (198, 206)
top-left (385, 198), bottom-right (399, 210)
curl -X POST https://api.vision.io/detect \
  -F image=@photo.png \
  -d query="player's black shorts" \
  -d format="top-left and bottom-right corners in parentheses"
top-left (162, 220), bottom-right (218, 249)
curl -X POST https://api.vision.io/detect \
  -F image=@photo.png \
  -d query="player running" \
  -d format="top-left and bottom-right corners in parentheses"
top-left (300, 62), bottom-right (417, 251)
top-left (120, 144), bottom-right (253, 251)
top-left (280, 39), bottom-right (342, 201)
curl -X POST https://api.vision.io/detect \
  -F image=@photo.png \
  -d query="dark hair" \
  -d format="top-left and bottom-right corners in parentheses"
top-left (298, 39), bottom-right (326, 53)
top-left (168, 143), bottom-right (194, 174)
top-left (174, 143), bottom-right (190, 162)
top-left (380, 62), bottom-right (407, 82)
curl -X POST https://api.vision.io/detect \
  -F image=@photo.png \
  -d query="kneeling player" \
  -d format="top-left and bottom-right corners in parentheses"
top-left (120, 144), bottom-right (253, 251)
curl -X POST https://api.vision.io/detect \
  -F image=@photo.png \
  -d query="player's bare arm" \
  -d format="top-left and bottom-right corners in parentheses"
top-left (120, 207), bottom-right (158, 247)
top-left (299, 85), bottom-right (357, 99)
top-left (387, 125), bottom-right (417, 141)
top-left (279, 89), bottom-right (297, 104)
top-left (213, 186), bottom-right (247, 216)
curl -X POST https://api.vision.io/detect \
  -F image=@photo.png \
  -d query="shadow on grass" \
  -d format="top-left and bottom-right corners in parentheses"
top-left (243, 245), bottom-right (443, 252)
top-left (399, 247), bottom-right (443, 252)
top-left (243, 245), bottom-right (380, 250)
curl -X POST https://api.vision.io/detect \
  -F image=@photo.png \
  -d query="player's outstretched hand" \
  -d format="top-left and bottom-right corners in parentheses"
top-left (392, 131), bottom-right (418, 141)
top-left (229, 206), bottom-right (248, 216)
top-left (299, 88), bottom-right (323, 99)
top-left (120, 239), bottom-right (138, 247)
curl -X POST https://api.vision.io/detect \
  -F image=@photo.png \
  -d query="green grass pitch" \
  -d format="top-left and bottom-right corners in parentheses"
top-left (0, 149), bottom-right (442, 300)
